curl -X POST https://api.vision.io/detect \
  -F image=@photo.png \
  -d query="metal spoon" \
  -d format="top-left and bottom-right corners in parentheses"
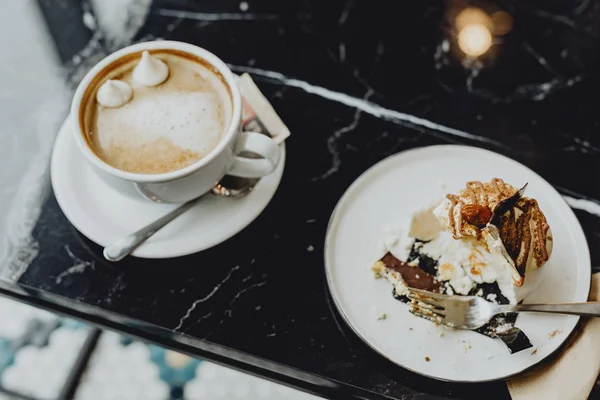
top-left (103, 177), bottom-right (258, 262)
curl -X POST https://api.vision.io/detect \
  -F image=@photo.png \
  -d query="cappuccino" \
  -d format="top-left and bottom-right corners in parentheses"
top-left (82, 50), bottom-right (232, 174)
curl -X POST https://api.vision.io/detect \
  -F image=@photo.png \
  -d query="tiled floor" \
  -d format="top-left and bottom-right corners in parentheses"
top-left (0, 297), bottom-right (320, 400)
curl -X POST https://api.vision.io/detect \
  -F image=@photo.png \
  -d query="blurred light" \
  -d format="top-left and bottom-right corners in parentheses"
top-left (455, 8), bottom-right (493, 57)
top-left (491, 11), bottom-right (513, 36)
top-left (458, 24), bottom-right (492, 57)
top-left (456, 7), bottom-right (492, 31)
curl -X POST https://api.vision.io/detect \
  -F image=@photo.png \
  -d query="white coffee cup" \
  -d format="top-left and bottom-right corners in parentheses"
top-left (70, 41), bottom-right (281, 203)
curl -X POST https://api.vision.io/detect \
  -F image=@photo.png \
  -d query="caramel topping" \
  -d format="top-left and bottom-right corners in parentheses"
top-left (443, 178), bottom-right (520, 239)
top-left (446, 194), bottom-right (459, 236)
top-left (468, 252), bottom-right (487, 276)
top-left (461, 204), bottom-right (493, 228)
top-left (443, 179), bottom-right (518, 239)
top-left (463, 178), bottom-right (516, 210)
top-left (438, 262), bottom-right (455, 281)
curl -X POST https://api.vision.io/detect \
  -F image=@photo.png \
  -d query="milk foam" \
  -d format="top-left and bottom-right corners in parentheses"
top-left (88, 53), bottom-right (231, 174)
top-left (97, 91), bottom-right (223, 156)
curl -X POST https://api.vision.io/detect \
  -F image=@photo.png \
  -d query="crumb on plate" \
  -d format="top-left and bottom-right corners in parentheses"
top-left (549, 329), bottom-right (562, 339)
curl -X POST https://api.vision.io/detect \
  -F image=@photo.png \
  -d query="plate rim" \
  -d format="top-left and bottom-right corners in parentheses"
top-left (51, 120), bottom-right (286, 259)
top-left (324, 144), bottom-right (591, 383)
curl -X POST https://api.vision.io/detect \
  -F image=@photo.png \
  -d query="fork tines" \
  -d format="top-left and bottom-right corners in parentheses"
top-left (407, 287), bottom-right (447, 325)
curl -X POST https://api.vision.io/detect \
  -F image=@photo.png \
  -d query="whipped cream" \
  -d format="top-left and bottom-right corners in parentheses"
top-left (132, 51), bottom-right (169, 86)
top-left (380, 226), bottom-right (413, 261)
top-left (419, 230), bottom-right (516, 303)
top-left (96, 79), bottom-right (132, 108)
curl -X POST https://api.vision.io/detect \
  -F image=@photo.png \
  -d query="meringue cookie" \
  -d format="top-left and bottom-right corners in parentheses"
top-left (132, 51), bottom-right (169, 86)
top-left (96, 79), bottom-right (132, 108)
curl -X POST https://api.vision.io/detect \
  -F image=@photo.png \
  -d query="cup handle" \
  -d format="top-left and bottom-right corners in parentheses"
top-left (227, 132), bottom-right (281, 178)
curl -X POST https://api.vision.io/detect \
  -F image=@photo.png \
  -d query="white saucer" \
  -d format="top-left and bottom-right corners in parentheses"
top-left (51, 120), bottom-right (285, 259)
top-left (325, 145), bottom-right (590, 382)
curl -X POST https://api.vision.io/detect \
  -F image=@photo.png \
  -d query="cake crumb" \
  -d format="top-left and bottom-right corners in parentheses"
top-left (307, 245), bottom-right (314, 252)
top-left (439, 330), bottom-right (445, 337)
top-left (486, 293), bottom-right (497, 303)
top-left (409, 327), bottom-right (413, 331)
top-left (415, 274), bottom-right (420, 279)
top-left (372, 306), bottom-right (387, 321)
top-left (239, 1), bottom-right (249, 11)
top-left (461, 340), bottom-right (472, 351)
top-left (549, 329), bottom-right (562, 339)
top-left (531, 348), bottom-right (538, 355)
top-left (408, 258), bottom-right (420, 267)
top-left (425, 356), bottom-right (430, 362)
top-left (476, 288), bottom-right (483, 297)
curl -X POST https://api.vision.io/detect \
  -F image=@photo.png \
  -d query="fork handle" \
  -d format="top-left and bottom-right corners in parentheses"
top-left (509, 302), bottom-right (600, 317)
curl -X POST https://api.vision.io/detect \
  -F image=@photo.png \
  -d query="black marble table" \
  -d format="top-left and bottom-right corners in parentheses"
top-left (1, 0), bottom-right (600, 399)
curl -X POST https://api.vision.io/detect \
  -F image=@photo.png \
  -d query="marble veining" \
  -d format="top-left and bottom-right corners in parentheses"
top-left (174, 265), bottom-right (241, 331)
top-left (155, 9), bottom-right (278, 21)
top-left (563, 196), bottom-right (600, 218)
top-left (231, 65), bottom-right (509, 149)
top-left (316, 90), bottom-right (373, 180)
top-left (201, 280), bottom-right (267, 337)
top-left (55, 246), bottom-right (95, 284)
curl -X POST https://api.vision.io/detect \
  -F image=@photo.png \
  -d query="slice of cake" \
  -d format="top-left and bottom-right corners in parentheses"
top-left (372, 178), bottom-right (553, 306)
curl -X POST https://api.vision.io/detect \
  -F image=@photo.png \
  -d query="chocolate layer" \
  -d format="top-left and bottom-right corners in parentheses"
top-left (381, 253), bottom-right (441, 292)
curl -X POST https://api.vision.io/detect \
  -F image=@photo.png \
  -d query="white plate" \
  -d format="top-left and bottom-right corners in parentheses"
top-left (51, 120), bottom-right (285, 259)
top-left (325, 145), bottom-right (590, 382)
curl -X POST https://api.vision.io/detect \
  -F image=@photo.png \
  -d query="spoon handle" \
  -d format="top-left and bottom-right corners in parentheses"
top-left (103, 196), bottom-right (204, 262)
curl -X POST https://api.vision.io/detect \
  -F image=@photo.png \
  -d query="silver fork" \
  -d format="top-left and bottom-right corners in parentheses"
top-left (408, 287), bottom-right (600, 330)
